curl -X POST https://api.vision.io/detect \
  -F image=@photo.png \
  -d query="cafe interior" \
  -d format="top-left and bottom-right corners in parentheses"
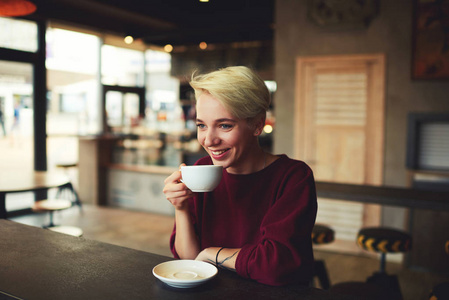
top-left (1, 0), bottom-right (449, 299)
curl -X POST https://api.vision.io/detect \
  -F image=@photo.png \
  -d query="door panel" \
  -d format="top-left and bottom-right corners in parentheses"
top-left (314, 128), bottom-right (365, 184)
top-left (295, 54), bottom-right (385, 253)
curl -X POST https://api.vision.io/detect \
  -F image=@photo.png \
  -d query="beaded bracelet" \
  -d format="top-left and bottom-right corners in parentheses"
top-left (215, 247), bottom-right (225, 267)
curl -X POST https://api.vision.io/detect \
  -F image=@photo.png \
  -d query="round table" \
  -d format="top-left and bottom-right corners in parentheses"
top-left (0, 170), bottom-right (71, 219)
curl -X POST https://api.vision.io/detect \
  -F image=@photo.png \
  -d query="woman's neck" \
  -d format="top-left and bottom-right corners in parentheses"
top-left (226, 146), bottom-right (266, 175)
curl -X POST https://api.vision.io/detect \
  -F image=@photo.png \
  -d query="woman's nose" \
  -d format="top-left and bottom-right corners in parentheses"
top-left (203, 129), bottom-right (219, 147)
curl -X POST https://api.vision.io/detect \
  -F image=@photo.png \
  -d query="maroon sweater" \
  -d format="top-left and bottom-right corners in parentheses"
top-left (170, 154), bottom-right (317, 286)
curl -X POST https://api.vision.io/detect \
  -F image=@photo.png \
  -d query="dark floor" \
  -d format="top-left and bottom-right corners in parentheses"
top-left (10, 204), bottom-right (449, 300)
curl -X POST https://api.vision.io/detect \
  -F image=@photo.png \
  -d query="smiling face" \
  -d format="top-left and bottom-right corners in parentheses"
top-left (196, 92), bottom-right (263, 174)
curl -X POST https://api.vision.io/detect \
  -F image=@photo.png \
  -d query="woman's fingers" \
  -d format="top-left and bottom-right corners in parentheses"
top-left (164, 185), bottom-right (191, 199)
top-left (163, 166), bottom-right (193, 209)
top-left (163, 182), bottom-right (193, 206)
top-left (166, 191), bottom-right (193, 209)
top-left (164, 169), bottom-right (182, 185)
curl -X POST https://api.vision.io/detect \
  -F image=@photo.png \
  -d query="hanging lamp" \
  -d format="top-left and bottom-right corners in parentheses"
top-left (0, 0), bottom-right (36, 17)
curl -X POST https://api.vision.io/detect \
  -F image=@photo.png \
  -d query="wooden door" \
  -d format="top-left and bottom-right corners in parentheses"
top-left (295, 54), bottom-right (385, 252)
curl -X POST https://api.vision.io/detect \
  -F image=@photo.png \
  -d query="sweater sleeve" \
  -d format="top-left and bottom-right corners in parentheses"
top-left (235, 166), bottom-right (317, 286)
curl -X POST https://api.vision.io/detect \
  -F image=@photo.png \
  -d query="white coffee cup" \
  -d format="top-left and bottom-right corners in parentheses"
top-left (180, 165), bottom-right (223, 192)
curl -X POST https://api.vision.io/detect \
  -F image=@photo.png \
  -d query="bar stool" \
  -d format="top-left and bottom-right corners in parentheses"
top-left (32, 199), bottom-right (83, 237)
top-left (56, 162), bottom-right (82, 209)
top-left (330, 227), bottom-right (411, 300)
top-left (428, 239), bottom-right (449, 300)
top-left (430, 282), bottom-right (449, 300)
top-left (356, 227), bottom-right (412, 299)
top-left (56, 162), bottom-right (78, 169)
top-left (311, 224), bottom-right (335, 289)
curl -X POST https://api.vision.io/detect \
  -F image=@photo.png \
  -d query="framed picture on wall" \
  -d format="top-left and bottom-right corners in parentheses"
top-left (412, 0), bottom-right (449, 79)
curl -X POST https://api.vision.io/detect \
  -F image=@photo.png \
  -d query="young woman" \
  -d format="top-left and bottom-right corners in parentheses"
top-left (163, 66), bottom-right (317, 286)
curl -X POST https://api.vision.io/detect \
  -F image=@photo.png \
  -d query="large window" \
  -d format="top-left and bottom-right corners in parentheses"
top-left (102, 45), bottom-right (146, 131)
top-left (1, 17), bottom-right (185, 173)
top-left (46, 28), bottom-right (100, 135)
top-left (0, 59), bottom-right (34, 211)
top-left (0, 17), bottom-right (37, 52)
top-left (102, 45), bottom-right (145, 87)
top-left (144, 49), bottom-right (183, 133)
top-left (0, 18), bottom-right (37, 175)
top-left (45, 27), bottom-right (101, 168)
top-left (0, 60), bottom-right (34, 167)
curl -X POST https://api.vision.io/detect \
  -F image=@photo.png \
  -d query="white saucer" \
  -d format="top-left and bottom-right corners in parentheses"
top-left (153, 260), bottom-right (218, 288)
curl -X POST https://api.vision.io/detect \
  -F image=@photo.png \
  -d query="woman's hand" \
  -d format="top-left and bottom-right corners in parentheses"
top-left (165, 164), bottom-right (200, 259)
top-left (163, 164), bottom-right (194, 210)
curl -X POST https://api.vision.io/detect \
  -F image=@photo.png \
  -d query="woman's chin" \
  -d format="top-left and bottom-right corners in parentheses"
top-left (210, 158), bottom-right (229, 169)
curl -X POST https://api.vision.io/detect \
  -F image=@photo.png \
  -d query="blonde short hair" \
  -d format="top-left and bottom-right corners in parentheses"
top-left (189, 66), bottom-right (271, 121)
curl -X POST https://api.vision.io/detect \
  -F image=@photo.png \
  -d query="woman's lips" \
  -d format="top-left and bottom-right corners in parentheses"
top-left (210, 149), bottom-right (230, 159)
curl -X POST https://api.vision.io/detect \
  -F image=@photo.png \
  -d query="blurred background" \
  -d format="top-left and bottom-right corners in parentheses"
top-left (1, 1), bottom-right (449, 299)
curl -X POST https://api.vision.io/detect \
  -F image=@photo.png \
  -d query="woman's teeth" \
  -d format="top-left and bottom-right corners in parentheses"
top-left (212, 149), bottom-right (227, 155)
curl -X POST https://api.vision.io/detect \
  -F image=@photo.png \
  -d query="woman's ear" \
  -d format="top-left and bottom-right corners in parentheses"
top-left (253, 115), bottom-right (266, 136)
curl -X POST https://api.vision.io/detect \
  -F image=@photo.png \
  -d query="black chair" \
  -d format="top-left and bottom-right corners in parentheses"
top-left (311, 224), bottom-right (334, 289)
top-left (55, 162), bottom-right (82, 209)
top-left (329, 227), bottom-right (411, 300)
top-left (56, 181), bottom-right (82, 209)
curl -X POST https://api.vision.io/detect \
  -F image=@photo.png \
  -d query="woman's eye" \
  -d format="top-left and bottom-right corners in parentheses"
top-left (196, 123), bottom-right (206, 129)
top-left (220, 124), bottom-right (233, 130)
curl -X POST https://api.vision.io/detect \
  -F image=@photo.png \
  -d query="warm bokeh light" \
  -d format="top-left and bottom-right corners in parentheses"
top-left (0, 0), bottom-right (36, 17)
top-left (199, 0), bottom-right (209, 2)
top-left (164, 44), bottom-right (173, 53)
top-left (199, 41), bottom-right (207, 50)
top-left (124, 35), bottom-right (134, 44)
top-left (263, 124), bottom-right (273, 134)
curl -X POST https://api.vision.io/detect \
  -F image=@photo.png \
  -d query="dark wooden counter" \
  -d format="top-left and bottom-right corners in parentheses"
top-left (316, 181), bottom-right (449, 211)
top-left (316, 181), bottom-right (449, 273)
top-left (0, 220), bottom-right (354, 300)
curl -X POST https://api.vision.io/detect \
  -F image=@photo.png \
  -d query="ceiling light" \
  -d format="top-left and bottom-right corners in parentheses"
top-left (199, 42), bottom-right (207, 50)
top-left (124, 35), bottom-right (134, 44)
top-left (199, 0), bottom-right (209, 2)
top-left (0, 0), bottom-right (36, 16)
top-left (164, 44), bottom-right (173, 53)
